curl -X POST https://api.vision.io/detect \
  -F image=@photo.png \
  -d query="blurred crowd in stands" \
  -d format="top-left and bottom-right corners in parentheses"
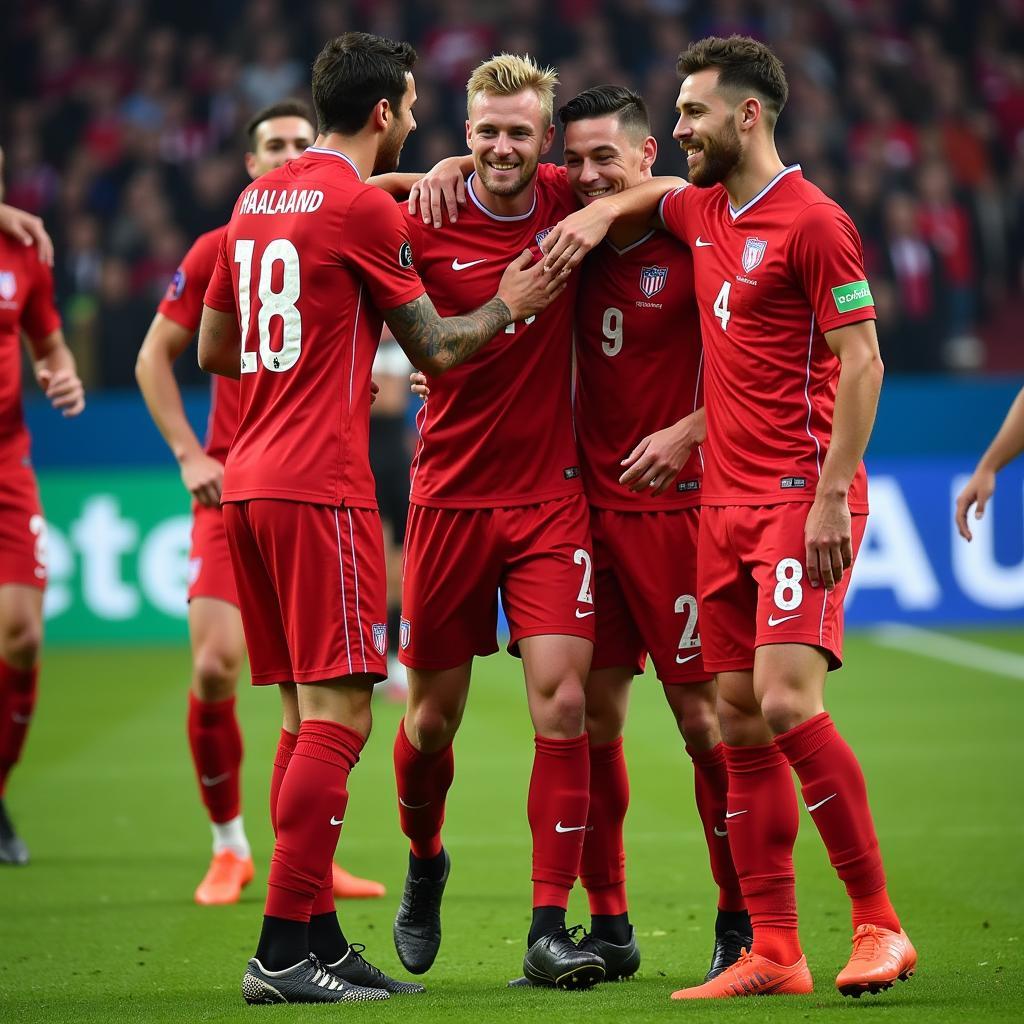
top-left (3, 0), bottom-right (1023, 387)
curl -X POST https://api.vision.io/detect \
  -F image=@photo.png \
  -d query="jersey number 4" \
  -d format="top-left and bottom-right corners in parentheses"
top-left (234, 238), bottom-right (302, 373)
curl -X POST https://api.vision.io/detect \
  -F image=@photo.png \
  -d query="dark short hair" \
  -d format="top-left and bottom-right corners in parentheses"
top-left (245, 99), bottom-right (314, 148)
top-left (558, 84), bottom-right (650, 139)
top-left (676, 35), bottom-right (788, 125)
top-left (311, 32), bottom-right (417, 136)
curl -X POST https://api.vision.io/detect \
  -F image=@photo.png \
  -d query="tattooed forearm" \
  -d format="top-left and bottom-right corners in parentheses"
top-left (385, 293), bottom-right (512, 374)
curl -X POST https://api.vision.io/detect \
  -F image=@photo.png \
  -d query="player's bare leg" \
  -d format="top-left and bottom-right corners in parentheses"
top-left (516, 634), bottom-right (605, 988)
top-left (754, 644), bottom-right (914, 997)
top-left (0, 584), bottom-right (43, 865)
top-left (187, 597), bottom-right (252, 903)
top-left (662, 680), bottom-right (750, 977)
top-left (392, 662), bottom-right (470, 973)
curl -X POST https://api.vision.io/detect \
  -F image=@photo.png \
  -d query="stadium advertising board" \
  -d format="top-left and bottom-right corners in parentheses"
top-left (33, 458), bottom-right (1024, 645)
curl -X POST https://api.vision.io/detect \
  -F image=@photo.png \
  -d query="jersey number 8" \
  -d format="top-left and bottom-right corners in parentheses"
top-left (234, 238), bottom-right (302, 374)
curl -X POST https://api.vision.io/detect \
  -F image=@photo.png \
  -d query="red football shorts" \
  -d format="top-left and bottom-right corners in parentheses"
top-left (591, 506), bottom-right (710, 685)
top-left (697, 503), bottom-right (867, 673)
top-left (222, 500), bottom-right (387, 685)
top-left (187, 503), bottom-right (239, 606)
top-left (400, 494), bottom-right (595, 670)
top-left (0, 464), bottom-right (46, 590)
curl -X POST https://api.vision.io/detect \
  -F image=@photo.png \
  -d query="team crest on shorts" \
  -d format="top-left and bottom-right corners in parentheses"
top-left (399, 617), bottom-right (411, 650)
top-left (372, 623), bottom-right (388, 657)
top-left (741, 237), bottom-right (768, 273)
top-left (639, 265), bottom-right (668, 298)
top-left (0, 271), bottom-right (16, 302)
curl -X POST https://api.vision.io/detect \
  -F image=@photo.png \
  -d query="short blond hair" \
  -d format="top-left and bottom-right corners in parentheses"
top-left (466, 53), bottom-right (559, 126)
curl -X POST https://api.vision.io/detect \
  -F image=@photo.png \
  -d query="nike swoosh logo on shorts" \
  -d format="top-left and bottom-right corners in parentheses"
top-left (713, 826), bottom-right (728, 837)
top-left (330, 816), bottom-right (345, 826)
top-left (575, 609), bottom-right (595, 618)
top-left (555, 821), bottom-right (588, 833)
top-left (201, 772), bottom-right (230, 787)
top-left (695, 236), bottom-right (714, 247)
top-left (676, 652), bottom-right (700, 665)
top-left (451, 257), bottom-right (487, 271)
top-left (399, 797), bottom-right (431, 810)
top-left (806, 793), bottom-right (837, 813)
top-left (767, 613), bottom-right (801, 627)
top-left (725, 810), bottom-right (748, 820)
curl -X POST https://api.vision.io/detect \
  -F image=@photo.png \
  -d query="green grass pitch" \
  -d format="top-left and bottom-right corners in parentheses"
top-left (1, 629), bottom-right (1022, 1022)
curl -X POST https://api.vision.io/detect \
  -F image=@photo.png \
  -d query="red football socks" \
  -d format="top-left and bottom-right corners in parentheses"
top-left (724, 742), bottom-right (802, 965)
top-left (187, 692), bottom-right (243, 824)
top-left (269, 728), bottom-right (298, 835)
top-left (265, 719), bottom-right (364, 921)
top-left (529, 733), bottom-right (590, 909)
top-left (0, 661), bottom-right (38, 797)
top-left (687, 743), bottom-right (746, 913)
top-left (393, 719), bottom-right (454, 860)
top-left (580, 737), bottom-right (629, 916)
top-left (775, 712), bottom-right (900, 933)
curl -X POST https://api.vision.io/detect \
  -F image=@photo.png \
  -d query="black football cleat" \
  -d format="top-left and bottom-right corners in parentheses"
top-left (326, 944), bottom-right (426, 994)
top-left (522, 927), bottom-right (606, 990)
top-left (241, 954), bottom-right (390, 1004)
top-left (578, 926), bottom-right (640, 980)
top-left (393, 848), bottom-right (450, 974)
top-left (706, 928), bottom-right (753, 981)
top-left (0, 798), bottom-right (28, 866)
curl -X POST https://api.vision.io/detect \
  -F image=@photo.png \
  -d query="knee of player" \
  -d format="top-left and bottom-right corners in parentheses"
top-left (407, 702), bottom-right (459, 750)
top-left (584, 706), bottom-right (623, 746)
top-left (759, 689), bottom-right (814, 737)
top-left (676, 700), bottom-right (721, 748)
top-left (0, 612), bottom-right (42, 669)
top-left (541, 681), bottom-right (587, 736)
top-left (192, 644), bottom-right (241, 699)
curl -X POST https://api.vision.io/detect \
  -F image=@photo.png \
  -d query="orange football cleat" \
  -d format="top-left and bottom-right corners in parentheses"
top-left (194, 850), bottom-right (255, 905)
top-left (332, 862), bottom-right (386, 899)
top-left (836, 924), bottom-right (917, 997)
top-left (671, 949), bottom-right (813, 999)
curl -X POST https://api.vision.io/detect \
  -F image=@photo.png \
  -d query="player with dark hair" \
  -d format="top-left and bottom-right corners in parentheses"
top-left (136, 99), bottom-right (386, 905)
top-left (198, 32), bottom-right (564, 1005)
top-left (541, 35), bottom-right (915, 1000)
top-left (0, 154), bottom-right (85, 865)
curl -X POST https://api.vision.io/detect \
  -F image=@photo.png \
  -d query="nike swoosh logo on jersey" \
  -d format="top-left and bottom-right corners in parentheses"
top-left (201, 772), bottom-right (230, 787)
top-left (451, 257), bottom-right (488, 271)
top-left (554, 821), bottom-right (588, 833)
top-left (695, 236), bottom-right (714, 247)
top-left (724, 810), bottom-right (748, 819)
top-left (713, 826), bottom-right (728, 837)
top-left (398, 797), bottom-right (431, 810)
top-left (330, 816), bottom-right (345, 826)
top-left (767, 613), bottom-right (801, 627)
top-left (575, 609), bottom-right (595, 618)
top-left (806, 793), bottom-right (837, 813)
top-left (675, 652), bottom-right (700, 665)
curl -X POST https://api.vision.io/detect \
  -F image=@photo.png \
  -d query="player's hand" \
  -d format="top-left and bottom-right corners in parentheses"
top-left (180, 450), bottom-right (224, 508)
top-left (804, 492), bottom-right (852, 591)
top-left (370, 378), bottom-right (380, 405)
top-left (408, 157), bottom-right (467, 228)
top-left (540, 203), bottom-right (615, 275)
top-left (619, 410), bottom-right (705, 495)
top-left (496, 250), bottom-right (568, 322)
top-left (955, 466), bottom-right (996, 542)
top-left (37, 368), bottom-right (85, 417)
top-left (410, 371), bottom-right (430, 399)
top-left (0, 204), bottom-right (54, 265)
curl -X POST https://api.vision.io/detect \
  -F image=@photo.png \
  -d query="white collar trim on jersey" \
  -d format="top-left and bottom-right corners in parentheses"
top-left (728, 163), bottom-right (801, 220)
top-left (466, 172), bottom-right (538, 221)
top-left (305, 146), bottom-right (362, 180)
top-left (607, 230), bottom-right (656, 255)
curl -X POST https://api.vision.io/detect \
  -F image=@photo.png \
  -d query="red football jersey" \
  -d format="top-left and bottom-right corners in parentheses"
top-left (659, 166), bottom-right (872, 511)
top-left (574, 230), bottom-right (703, 511)
top-left (406, 161), bottom-right (582, 508)
top-left (204, 146), bottom-right (425, 506)
top-left (157, 224), bottom-right (239, 465)
top-left (0, 235), bottom-right (61, 466)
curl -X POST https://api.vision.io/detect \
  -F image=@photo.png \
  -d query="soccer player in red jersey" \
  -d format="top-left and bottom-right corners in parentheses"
top-left (542, 36), bottom-right (915, 1000)
top-left (0, 181), bottom-right (84, 865)
top-left (137, 100), bottom-right (385, 905)
top-left (389, 54), bottom-right (609, 990)
top-left (557, 84), bottom-right (749, 982)
top-left (198, 33), bottom-right (564, 1005)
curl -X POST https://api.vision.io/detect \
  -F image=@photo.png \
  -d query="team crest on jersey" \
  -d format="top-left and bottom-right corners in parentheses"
top-left (372, 623), bottom-right (388, 657)
top-left (400, 617), bottom-right (411, 650)
top-left (639, 265), bottom-right (668, 298)
top-left (741, 237), bottom-right (768, 273)
top-left (167, 267), bottom-right (186, 301)
top-left (398, 241), bottom-right (414, 269)
top-left (535, 227), bottom-right (554, 247)
top-left (0, 271), bottom-right (16, 302)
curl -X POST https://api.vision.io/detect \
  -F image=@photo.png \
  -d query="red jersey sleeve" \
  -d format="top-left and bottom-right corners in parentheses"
top-left (657, 184), bottom-right (691, 242)
top-left (788, 202), bottom-right (876, 333)
top-left (158, 229), bottom-right (222, 330)
top-left (203, 232), bottom-right (236, 314)
top-left (20, 261), bottom-right (61, 341)
top-left (344, 189), bottom-right (426, 311)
